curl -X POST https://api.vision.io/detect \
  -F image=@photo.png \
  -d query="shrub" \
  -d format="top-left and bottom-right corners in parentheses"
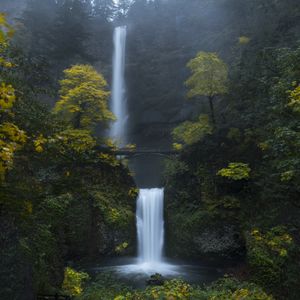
top-left (246, 227), bottom-right (295, 292)
top-left (62, 267), bottom-right (89, 297)
top-left (217, 163), bottom-right (251, 180)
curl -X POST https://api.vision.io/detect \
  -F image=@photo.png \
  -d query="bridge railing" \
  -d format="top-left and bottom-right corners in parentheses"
top-left (95, 145), bottom-right (180, 157)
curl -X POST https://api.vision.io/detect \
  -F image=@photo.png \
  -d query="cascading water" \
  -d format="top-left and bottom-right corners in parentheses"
top-left (96, 23), bottom-right (222, 285)
top-left (107, 26), bottom-right (177, 276)
top-left (110, 26), bottom-right (127, 145)
top-left (136, 188), bottom-right (164, 265)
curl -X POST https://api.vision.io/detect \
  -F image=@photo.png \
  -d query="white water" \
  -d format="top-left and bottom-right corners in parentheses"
top-left (105, 27), bottom-right (178, 276)
top-left (137, 188), bottom-right (164, 264)
top-left (110, 26), bottom-right (127, 145)
top-left (108, 188), bottom-right (178, 275)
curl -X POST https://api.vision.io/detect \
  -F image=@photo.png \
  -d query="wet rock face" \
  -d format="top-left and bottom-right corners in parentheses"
top-left (96, 221), bottom-right (136, 257)
top-left (193, 225), bottom-right (244, 257)
top-left (165, 214), bottom-right (245, 261)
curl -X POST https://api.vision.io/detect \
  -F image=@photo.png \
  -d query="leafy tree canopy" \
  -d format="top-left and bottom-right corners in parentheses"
top-left (172, 114), bottom-right (212, 149)
top-left (54, 64), bottom-right (115, 130)
top-left (217, 162), bottom-right (251, 180)
top-left (186, 51), bottom-right (228, 99)
top-left (185, 52), bottom-right (228, 124)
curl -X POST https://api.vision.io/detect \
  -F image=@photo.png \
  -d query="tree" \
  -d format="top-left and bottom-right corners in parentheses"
top-left (54, 64), bottom-right (114, 130)
top-left (185, 52), bottom-right (228, 125)
top-left (0, 15), bottom-right (27, 181)
top-left (172, 114), bottom-right (212, 149)
top-left (0, 12), bottom-right (14, 68)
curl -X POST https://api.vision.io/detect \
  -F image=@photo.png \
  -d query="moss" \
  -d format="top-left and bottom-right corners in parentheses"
top-left (79, 275), bottom-right (273, 300)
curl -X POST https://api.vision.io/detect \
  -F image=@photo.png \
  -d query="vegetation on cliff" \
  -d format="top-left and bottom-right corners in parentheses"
top-left (0, 12), bottom-right (136, 299)
top-left (0, 0), bottom-right (300, 299)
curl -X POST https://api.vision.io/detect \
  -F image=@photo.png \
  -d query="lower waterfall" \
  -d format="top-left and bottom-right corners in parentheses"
top-left (136, 188), bottom-right (164, 264)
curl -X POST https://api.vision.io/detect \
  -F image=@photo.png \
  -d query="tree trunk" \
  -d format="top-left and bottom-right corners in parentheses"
top-left (208, 96), bottom-right (216, 125)
top-left (73, 112), bottom-right (82, 129)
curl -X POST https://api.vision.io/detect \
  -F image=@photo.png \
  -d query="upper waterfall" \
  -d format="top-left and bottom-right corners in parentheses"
top-left (110, 26), bottom-right (127, 145)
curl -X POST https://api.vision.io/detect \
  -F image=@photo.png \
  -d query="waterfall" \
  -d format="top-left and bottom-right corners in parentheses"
top-left (110, 26), bottom-right (127, 145)
top-left (136, 188), bottom-right (165, 264)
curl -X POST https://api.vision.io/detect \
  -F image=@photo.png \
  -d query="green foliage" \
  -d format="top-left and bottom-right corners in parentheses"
top-left (54, 65), bottom-right (114, 130)
top-left (52, 129), bottom-right (96, 154)
top-left (77, 273), bottom-right (132, 300)
top-left (0, 16), bottom-right (27, 181)
top-left (238, 36), bottom-right (251, 45)
top-left (141, 279), bottom-right (192, 299)
top-left (0, 13), bottom-right (14, 68)
top-left (186, 52), bottom-right (228, 99)
top-left (0, 19), bottom-right (136, 298)
top-left (185, 52), bottom-right (228, 123)
top-left (172, 114), bottom-right (212, 147)
top-left (287, 85), bottom-right (300, 113)
top-left (115, 242), bottom-right (129, 254)
top-left (80, 276), bottom-right (273, 300)
top-left (192, 277), bottom-right (273, 300)
top-left (0, 83), bottom-right (16, 111)
top-left (164, 158), bottom-right (189, 179)
top-left (217, 163), bottom-right (251, 180)
top-left (0, 122), bottom-right (27, 180)
top-left (246, 227), bottom-right (296, 291)
top-left (227, 128), bottom-right (242, 143)
top-left (92, 189), bottom-right (135, 229)
top-left (62, 267), bottom-right (90, 297)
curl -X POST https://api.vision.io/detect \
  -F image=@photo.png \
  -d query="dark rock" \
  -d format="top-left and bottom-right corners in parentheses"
top-left (146, 273), bottom-right (165, 286)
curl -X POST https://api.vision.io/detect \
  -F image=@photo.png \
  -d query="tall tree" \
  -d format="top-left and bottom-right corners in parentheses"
top-left (54, 64), bottom-right (114, 130)
top-left (185, 52), bottom-right (228, 125)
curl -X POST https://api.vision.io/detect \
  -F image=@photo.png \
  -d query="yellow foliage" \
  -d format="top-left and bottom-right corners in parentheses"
top-left (258, 142), bottom-right (269, 151)
top-left (62, 267), bottom-right (89, 296)
top-left (0, 13), bottom-right (14, 68)
top-left (105, 138), bottom-right (118, 150)
top-left (238, 36), bottom-right (251, 45)
top-left (0, 122), bottom-right (27, 180)
top-left (0, 83), bottom-right (16, 111)
top-left (0, 122), bottom-right (27, 144)
top-left (54, 65), bottom-right (115, 129)
top-left (24, 201), bottom-right (33, 214)
top-left (54, 129), bottom-right (96, 153)
top-left (34, 134), bottom-right (47, 153)
top-left (124, 143), bottom-right (137, 151)
top-left (287, 85), bottom-right (300, 113)
top-left (217, 162), bottom-right (251, 180)
top-left (128, 187), bottom-right (139, 198)
top-left (115, 241), bottom-right (129, 254)
top-left (172, 114), bottom-right (212, 146)
top-left (251, 228), bottom-right (293, 257)
top-left (280, 170), bottom-right (294, 182)
top-left (99, 152), bottom-right (120, 167)
top-left (173, 143), bottom-right (183, 151)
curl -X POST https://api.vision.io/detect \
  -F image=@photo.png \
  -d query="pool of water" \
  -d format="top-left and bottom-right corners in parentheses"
top-left (87, 257), bottom-right (224, 288)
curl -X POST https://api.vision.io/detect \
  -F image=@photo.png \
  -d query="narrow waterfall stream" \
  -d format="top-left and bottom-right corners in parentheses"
top-left (110, 26), bottom-right (127, 145)
top-left (137, 189), bottom-right (164, 265)
top-left (108, 26), bottom-right (173, 274)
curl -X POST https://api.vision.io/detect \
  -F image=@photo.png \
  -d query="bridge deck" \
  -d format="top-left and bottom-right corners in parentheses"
top-left (95, 146), bottom-right (179, 156)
